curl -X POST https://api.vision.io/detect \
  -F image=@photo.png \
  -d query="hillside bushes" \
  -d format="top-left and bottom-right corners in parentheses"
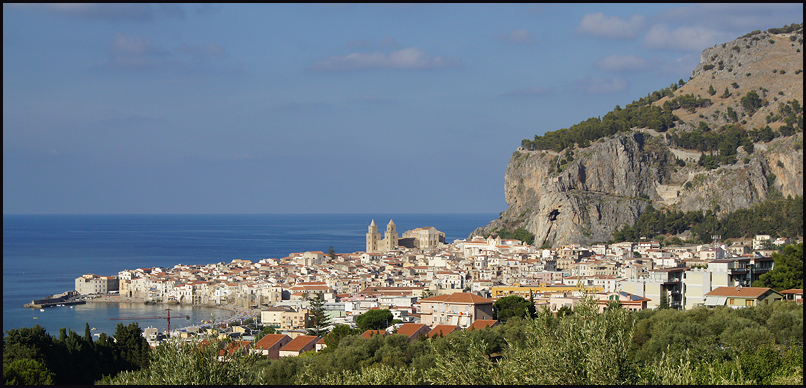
top-left (610, 196), bottom-right (803, 244)
top-left (522, 86), bottom-right (680, 153)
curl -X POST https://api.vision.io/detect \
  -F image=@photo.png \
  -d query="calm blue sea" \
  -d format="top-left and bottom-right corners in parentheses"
top-left (3, 213), bottom-right (496, 336)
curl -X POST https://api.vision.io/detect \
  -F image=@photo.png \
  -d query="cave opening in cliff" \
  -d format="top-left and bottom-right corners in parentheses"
top-left (548, 209), bottom-right (560, 221)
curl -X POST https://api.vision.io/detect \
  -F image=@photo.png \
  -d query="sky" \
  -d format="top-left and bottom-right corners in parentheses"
top-left (3, 3), bottom-right (803, 214)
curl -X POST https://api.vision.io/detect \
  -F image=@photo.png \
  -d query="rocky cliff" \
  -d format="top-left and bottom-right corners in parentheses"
top-left (472, 26), bottom-right (803, 247)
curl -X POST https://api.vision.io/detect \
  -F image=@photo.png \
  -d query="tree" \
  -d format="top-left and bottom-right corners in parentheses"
top-left (84, 322), bottom-right (93, 344)
top-left (708, 84), bottom-right (717, 96)
top-left (493, 295), bottom-right (536, 323)
top-left (741, 90), bottom-right (763, 114)
top-left (101, 337), bottom-right (262, 385)
top-left (3, 358), bottom-right (54, 385)
top-left (113, 322), bottom-right (151, 371)
top-left (322, 324), bottom-right (362, 350)
top-left (328, 246), bottom-right (336, 261)
top-left (753, 243), bottom-right (803, 290)
top-left (306, 292), bottom-right (332, 337)
top-left (658, 289), bottom-right (670, 309)
top-left (356, 309), bottom-right (394, 331)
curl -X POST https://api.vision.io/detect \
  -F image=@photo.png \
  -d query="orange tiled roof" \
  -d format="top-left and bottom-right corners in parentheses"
top-left (428, 325), bottom-right (461, 338)
top-left (467, 319), bottom-right (499, 330)
top-left (361, 330), bottom-right (388, 339)
top-left (705, 286), bottom-right (775, 298)
top-left (280, 335), bottom-right (320, 352)
top-left (396, 323), bottom-right (429, 338)
top-left (254, 334), bottom-right (289, 350)
top-left (219, 340), bottom-right (251, 356)
top-left (419, 292), bottom-right (494, 304)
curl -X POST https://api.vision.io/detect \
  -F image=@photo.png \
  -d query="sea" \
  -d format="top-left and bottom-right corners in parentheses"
top-left (3, 213), bottom-right (496, 337)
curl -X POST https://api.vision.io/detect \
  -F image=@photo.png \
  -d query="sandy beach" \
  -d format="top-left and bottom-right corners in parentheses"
top-left (84, 294), bottom-right (146, 304)
top-left (84, 294), bottom-right (262, 330)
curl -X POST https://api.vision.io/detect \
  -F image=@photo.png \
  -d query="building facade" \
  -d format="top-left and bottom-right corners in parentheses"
top-left (75, 274), bottom-right (119, 295)
top-left (366, 220), bottom-right (399, 253)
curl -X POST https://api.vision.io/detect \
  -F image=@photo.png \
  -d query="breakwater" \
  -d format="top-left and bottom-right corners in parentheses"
top-left (23, 291), bottom-right (86, 309)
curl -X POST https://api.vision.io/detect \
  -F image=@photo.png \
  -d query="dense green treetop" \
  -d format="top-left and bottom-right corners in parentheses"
top-left (754, 243), bottom-right (804, 290)
top-left (493, 295), bottom-right (537, 323)
top-left (355, 309), bottom-right (394, 331)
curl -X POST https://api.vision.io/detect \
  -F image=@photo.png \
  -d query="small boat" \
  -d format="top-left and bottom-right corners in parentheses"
top-left (91, 327), bottom-right (96, 331)
top-left (70, 306), bottom-right (74, 308)
top-left (33, 317), bottom-right (38, 319)
top-left (40, 309), bottom-right (45, 312)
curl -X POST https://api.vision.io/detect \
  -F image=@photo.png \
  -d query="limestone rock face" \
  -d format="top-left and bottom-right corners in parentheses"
top-left (472, 27), bottom-right (803, 247)
top-left (471, 132), bottom-right (802, 247)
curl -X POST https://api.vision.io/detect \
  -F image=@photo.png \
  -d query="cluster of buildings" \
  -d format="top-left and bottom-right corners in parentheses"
top-left (74, 221), bottom-right (802, 355)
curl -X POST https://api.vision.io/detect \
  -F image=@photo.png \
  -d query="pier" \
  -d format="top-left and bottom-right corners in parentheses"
top-left (23, 291), bottom-right (87, 309)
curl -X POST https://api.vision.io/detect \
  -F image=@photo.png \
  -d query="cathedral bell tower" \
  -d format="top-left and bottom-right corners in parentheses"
top-left (366, 220), bottom-right (381, 253)
top-left (384, 220), bottom-right (399, 251)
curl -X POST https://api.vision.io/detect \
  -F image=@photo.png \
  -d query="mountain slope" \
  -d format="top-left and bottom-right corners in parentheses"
top-left (472, 25), bottom-right (803, 247)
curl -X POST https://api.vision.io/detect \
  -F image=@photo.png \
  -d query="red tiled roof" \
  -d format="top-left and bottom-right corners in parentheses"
top-left (467, 319), bottom-right (499, 330)
top-left (705, 286), bottom-right (775, 298)
top-left (361, 330), bottom-right (388, 339)
top-left (419, 292), bottom-right (494, 304)
top-left (219, 340), bottom-right (251, 356)
top-left (254, 334), bottom-right (289, 350)
top-left (396, 323), bottom-right (429, 338)
top-left (428, 325), bottom-right (460, 338)
top-left (280, 335), bottom-right (320, 352)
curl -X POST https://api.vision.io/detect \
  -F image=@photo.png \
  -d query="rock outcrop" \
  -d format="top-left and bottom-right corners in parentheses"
top-left (472, 26), bottom-right (803, 247)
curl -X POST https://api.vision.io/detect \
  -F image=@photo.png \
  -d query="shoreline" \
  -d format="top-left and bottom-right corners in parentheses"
top-left (84, 295), bottom-right (262, 330)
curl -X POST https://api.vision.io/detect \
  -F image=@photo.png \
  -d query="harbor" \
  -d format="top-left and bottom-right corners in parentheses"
top-left (23, 290), bottom-right (87, 309)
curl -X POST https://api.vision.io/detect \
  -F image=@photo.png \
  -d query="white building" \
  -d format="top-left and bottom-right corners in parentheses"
top-left (75, 274), bottom-right (119, 295)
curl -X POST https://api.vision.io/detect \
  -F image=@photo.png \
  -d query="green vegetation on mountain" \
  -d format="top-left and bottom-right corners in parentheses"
top-left (521, 84), bottom-right (681, 153)
top-left (490, 226), bottom-right (535, 245)
top-left (610, 195), bottom-right (803, 244)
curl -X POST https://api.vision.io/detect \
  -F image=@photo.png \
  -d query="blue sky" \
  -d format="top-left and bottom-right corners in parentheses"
top-left (3, 3), bottom-right (802, 214)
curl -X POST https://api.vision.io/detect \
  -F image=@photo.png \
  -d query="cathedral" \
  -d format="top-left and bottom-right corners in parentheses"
top-left (366, 220), bottom-right (446, 253)
top-left (366, 219), bottom-right (398, 253)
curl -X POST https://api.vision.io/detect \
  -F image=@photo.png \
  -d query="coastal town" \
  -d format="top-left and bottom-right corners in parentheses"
top-left (68, 220), bottom-right (803, 354)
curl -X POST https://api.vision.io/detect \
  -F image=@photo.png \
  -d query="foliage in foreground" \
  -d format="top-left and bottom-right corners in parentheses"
top-left (3, 322), bottom-right (150, 385)
top-left (97, 293), bottom-right (802, 385)
top-left (97, 337), bottom-right (261, 385)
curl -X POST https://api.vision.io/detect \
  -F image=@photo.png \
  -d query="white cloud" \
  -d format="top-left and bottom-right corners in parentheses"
top-left (576, 13), bottom-right (646, 39)
top-left (643, 24), bottom-right (733, 52)
top-left (310, 47), bottom-right (457, 71)
top-left (107, 33), bottom-right (167, 70)
top-left (577, 76), bottom-right (629, 95)
top-left (497, 28), bottom-right (536, 44)
top-left (596, 54), bottom-right (650, 72)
